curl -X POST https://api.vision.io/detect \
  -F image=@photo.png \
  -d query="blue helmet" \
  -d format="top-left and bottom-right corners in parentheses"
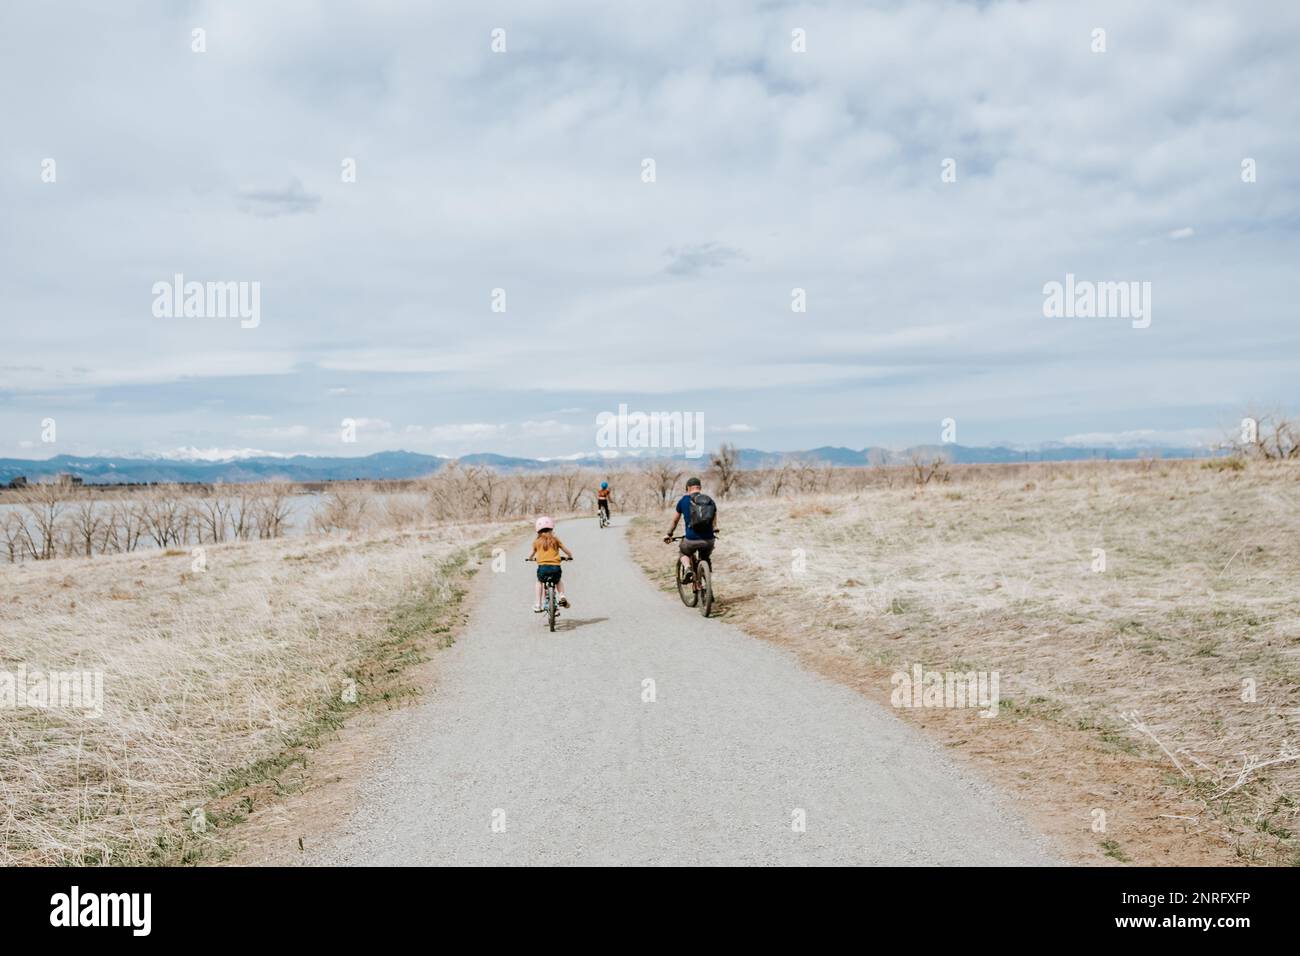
top-left (600, 481), bottom-right (608, 489)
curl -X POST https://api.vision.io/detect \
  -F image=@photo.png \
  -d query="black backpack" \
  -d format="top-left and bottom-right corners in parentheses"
top-left (687, 492), bottom-right (716, 535)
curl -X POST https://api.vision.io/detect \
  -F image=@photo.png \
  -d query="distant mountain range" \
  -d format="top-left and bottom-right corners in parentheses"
top-left (0, 443), bottom-right (1219, 485)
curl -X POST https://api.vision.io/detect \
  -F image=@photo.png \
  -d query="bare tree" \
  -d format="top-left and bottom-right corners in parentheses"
top-left (141, 489), bottom-right (187, 547)
top-left (230, 488), bottom-right (258, 540)
top-left (793, 458), bottom-right (820, 493)
top-left (109, 499), bottom-right (147, 552)
top-left (194, 490), bottom-right (232, 544)
top-left (0, 512), bottom-right (28, 563)
top-left (764, 461), bottom-right (792, 497)
top-left (644, 460), bottom-right (684, 508)
top-left (709, 443), bottom-right (743, 499)
top-left (19, 484), bottom-right (68, 560)
top-left (558, 469), bottom-right (586, 512)
top-left (69, 493), bottom-right (105, 557)
top-left (254, 484), bottom-right (294, 538)
top-left (423, 467), bottom-right (458, 521)
top-left (459, 467), bottom-right (499, 520)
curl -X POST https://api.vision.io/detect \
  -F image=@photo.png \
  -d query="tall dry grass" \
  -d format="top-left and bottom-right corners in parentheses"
top-left (689, 459), bottom-right (1300, 862)
top-left (0, 519), bottom-right (512, 865)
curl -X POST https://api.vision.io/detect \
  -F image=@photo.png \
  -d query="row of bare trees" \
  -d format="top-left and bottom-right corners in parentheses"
top-left (0, 483), bottom-right (297, 563)
top-left (14, 432), bottom-right (1261, 562)
top-left (0, 452), bottom-right (812, 561)
top-left (0, 456), bottom-right (956, 562)
top-left (312, 464), bottom-right (691, 533)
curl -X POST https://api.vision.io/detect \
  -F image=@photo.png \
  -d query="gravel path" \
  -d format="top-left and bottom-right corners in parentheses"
top-left (309, 517), bottom-right (1058, 865)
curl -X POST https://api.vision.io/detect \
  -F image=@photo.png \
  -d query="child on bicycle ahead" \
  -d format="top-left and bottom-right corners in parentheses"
top-left (529, 516), bottom-right (573, 611)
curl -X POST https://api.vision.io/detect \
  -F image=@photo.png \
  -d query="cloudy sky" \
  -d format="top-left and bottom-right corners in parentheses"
top-left (3, 0), bottom-right (1298, 460)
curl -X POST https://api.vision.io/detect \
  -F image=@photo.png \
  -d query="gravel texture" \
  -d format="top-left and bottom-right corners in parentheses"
top-left (308, 517), bottom-right (1059, 865)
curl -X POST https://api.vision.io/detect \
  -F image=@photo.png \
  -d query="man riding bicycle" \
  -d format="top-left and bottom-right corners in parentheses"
top-left (596, 480), bottom-right (612, 523)
top-left (663, 476), bottom-right (716, 587)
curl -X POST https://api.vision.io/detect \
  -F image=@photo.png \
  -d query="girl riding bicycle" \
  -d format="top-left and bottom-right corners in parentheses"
top-left (529, 516), bottom-right (573, 612)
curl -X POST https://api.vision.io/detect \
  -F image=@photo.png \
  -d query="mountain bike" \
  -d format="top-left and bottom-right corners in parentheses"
top-left (667, 535), bottom-right (717, 618)
top-left (526, 556), bottom-right (571, 632)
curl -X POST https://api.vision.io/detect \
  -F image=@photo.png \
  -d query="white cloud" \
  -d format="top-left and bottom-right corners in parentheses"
top-left (425, 423), bottom-right (504, 441)
top-left (2, 0), bottom-right (1297, 457)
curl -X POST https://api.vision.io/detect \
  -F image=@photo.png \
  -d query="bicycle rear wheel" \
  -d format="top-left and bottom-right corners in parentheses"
top-left (548, 586), bottom-right (557, 631)
top-left (697, 561), bottom-right (713, 617)
top-left (675, 558), bottom-right (697, 607)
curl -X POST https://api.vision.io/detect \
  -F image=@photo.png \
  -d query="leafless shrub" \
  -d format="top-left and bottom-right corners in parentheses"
top-left (313, 485), bottom-right (371, 533)
top-left (792, 458), bottom-right (821, 493)
top-left (910, 452), bottom-right (950, 487)
top-left (381, 492), bottom-right (426, 529)
top-left (645, 459), bottom-right (685, 508)
top-left (1, 512), bottom-right (30, 563)
top-left (763, 461), bottom-right (792, 497)
top-left (1234, 409), bottom-right (1300, 461)
top-left (710, 443), bottom-right (743, 499)
top-left (253, 484), bottom-right (293, 538)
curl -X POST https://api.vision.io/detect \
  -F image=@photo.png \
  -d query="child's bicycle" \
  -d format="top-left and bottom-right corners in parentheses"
top-left (666, 534), bottom-right (718, 618)
top-left (525, 556), bottom-right (572, 632)
top-left (597, 506), bottom-right (610, 529)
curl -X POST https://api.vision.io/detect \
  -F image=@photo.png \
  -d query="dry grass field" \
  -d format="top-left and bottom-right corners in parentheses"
top-left (630, 459), bottom-right (1300, 865)
top-left (0, 519), bottom-right (514, 865)
top-left (6, 457), bottom-right (1297, 867)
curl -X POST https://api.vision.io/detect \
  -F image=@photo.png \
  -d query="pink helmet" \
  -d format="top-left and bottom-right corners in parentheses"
top-left (535, 516), bottom-right (555, 533)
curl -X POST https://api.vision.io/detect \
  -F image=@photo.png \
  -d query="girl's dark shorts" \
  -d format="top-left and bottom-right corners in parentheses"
top-left (537, 565), bottom-right (562, 583)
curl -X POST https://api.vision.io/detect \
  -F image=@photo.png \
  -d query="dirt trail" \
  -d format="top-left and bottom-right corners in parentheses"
top-left (307, 517), bottom-right (1058, 865)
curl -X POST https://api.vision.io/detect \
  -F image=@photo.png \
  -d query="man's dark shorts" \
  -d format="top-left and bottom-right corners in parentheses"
top-left (679, 538), bottom-right (714, 562)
